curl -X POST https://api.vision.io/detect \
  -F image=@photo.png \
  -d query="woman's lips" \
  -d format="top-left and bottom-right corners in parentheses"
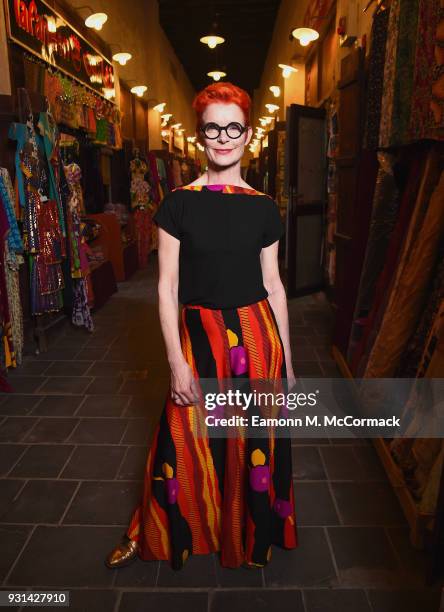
top-left (214, 149), bottom-right (232, 155)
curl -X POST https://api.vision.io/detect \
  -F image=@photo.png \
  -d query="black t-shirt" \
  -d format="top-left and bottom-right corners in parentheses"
top-left (152, 184), bottom-right (285, 309)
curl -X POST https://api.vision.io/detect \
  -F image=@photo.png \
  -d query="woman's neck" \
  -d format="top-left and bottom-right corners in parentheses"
top-left (205, 161), bottom-right (245, 187)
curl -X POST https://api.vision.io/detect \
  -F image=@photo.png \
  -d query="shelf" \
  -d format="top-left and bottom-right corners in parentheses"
top-left (332, 344), bottom-right (433, 549)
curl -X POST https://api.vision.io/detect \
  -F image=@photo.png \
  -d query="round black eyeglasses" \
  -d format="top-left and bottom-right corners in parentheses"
top-left (200, 122), bottom-right (247, 140)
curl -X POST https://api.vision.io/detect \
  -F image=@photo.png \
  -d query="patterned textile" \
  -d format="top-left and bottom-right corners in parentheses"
top-left (351, 148), bottom-right (432, 376)
top-left (396, 237), bottom-right (444, 377)
top-left (64, 163), bottom-right (93, 330)
top-left (72, 279), bottom-right (94, 332)
top-left (352, 152), bottom-right (399, 315)
top-left (37, 112), bottom-right (67, 239)
top-left (379, 0), bottom-right (401, 148)
top-left (364, 162), bottom-right (444, 378)
top-left (179, 184), bottom-right (268, 196)
top-left (364, 7), bottom-right (390, 150)
top-left (5, 249), bottom-right (24, 365)
top-left (126, 297), bottom-right (298, 569)
top-left (378, 0), bottom-right (444, 147)
top-left (0, 169), bottom-right (23, 253)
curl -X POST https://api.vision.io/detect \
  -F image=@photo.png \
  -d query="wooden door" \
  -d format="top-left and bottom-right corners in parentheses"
top-left (285, 104), bottom-right (327, 298)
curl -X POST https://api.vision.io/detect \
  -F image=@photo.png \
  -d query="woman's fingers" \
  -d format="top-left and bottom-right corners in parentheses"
top-left (171, 383), bottom-right (198, 406)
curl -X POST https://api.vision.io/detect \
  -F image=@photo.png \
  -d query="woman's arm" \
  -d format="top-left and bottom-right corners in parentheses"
top-left (260, 241), bottom-right (296, 387)
top-left (157, 228), bottom-right (197, 406)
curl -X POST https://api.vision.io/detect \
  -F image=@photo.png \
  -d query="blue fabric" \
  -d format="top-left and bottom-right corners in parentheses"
top-left (8, 122), bottom-right (28, 209)
top-left (0, 174), bottom-right (23, 253)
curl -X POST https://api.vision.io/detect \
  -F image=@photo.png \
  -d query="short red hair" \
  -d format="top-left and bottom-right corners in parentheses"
top-left (192, 82), bottom-right (251, 127)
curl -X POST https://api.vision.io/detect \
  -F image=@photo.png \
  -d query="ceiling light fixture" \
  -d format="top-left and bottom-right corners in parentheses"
top-left (207, 70), bottom-right (226, 81)
top-left (112, 52), bottom-right (132, 66)
top-left (265, 103), bottom-right (279, 113)
top-left (153, 102), bottom-right (166, 113)
top-left (130, 85), bottom-right (147, 97)
top-left (291, 27), bottom-right (319, 46)
top-left (278, 63), bottom-right (298, 78)
top-left (84, 12), bottom-right (107, 30)
top-left (171, 123), bottom-right (182, 129)
top-left (269, 85), bottom-right (281, 97)
top-left (200, 34), bottom-right (225, 49)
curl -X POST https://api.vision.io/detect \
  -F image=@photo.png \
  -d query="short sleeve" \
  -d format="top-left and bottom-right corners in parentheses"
top-left (152, 191), bottom-right (183, 240)
top-left (262, 198), bottom-right (285, 248)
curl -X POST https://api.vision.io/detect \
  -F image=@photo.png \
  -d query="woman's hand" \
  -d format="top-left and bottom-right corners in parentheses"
top-left (170, 359), bottom-right (198, 406)
top-left (286, 366), bottom-right (297, 392)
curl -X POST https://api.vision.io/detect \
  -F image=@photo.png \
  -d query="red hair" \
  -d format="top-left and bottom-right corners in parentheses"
top-left (192, 82), bottom-right (251, 127)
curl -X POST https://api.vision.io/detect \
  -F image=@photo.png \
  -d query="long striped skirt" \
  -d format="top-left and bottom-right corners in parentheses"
top-left (126, 297), bottom-right (298, 569)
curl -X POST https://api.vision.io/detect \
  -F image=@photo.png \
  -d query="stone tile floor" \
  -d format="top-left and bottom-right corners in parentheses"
top-left (0, 257), bottom-right (442, 611)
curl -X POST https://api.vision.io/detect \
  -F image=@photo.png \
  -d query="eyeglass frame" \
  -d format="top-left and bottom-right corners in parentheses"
top-left (199, 121), bottom-right (249, 140)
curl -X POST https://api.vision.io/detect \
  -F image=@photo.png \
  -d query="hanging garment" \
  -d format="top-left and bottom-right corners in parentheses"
top-left (72, 278), bottom-right (94, 332)
top-left (408, 0), bottom-right (444, 142)
top-left (126, 298), bottom-right (298, 570)
top-left (130, 157), bottom-right (150, 209)
top-left (0, 168), bottom-right (24, 365)
top-left (378, 0), bottom-right (401, 148)
top-left (379, 0), bottom-right (444, 147)
top-left (389, 297), bottom-right (444, 514)
top-left (37, 111), bottom-right (67, 241)
top-left (363, 6), bottom-right (390, 150)
top-left (353, 153), bottom-right (399, 315)
top-left (396, 238), bottom-right (444, 377)
top-left (64, 163), bottom-right (93, 331)
top-left (147, 153), bottom-right (161, 204)
top-left (0, 169), bottom-right (23, 253)
top-left (363, 159), bottom-right (444, 378)
top-left (5, 248), bottom-right (24, 366)
top-left (133, 207), bottom-right (151, 268)
top-left (351, 149), bottom-right (430, 376)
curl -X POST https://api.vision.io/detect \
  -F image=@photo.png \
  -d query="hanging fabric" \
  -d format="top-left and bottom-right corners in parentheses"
top-left (363, 153), bottom-right (444, 377)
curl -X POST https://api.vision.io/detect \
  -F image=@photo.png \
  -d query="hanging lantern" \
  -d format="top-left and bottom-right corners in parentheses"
top-left (130, 85), bottom-right (147, 97)
top-left (153, 102), bottom-right (166, 113)
top-left (84, 12), bottom-right (108, 30)
top-left (207, 70), bottom-right (227, 81)
top-left (278, 64), bottom-right (298, 78)
top-left (291, 27), bottom-right (319, 46)
top-left (269, 85), bottom-right (281, 97)
top-left (112, 52), bottom-right (132, 66)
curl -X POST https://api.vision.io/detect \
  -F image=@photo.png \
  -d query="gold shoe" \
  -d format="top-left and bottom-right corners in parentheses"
top-left (105, 538), bottom-right (139, 569)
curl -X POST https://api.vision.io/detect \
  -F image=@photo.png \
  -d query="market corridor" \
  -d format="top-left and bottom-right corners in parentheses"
top-left (0, 259), bottom-right (440, 612)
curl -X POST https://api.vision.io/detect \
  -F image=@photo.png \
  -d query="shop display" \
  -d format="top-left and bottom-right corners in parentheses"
top-left (130, 154), bottom-right (152, 268)
top-left (9, 109), bottom-right (65, 316)
top-left (64, 162), bottom-right (94, 332)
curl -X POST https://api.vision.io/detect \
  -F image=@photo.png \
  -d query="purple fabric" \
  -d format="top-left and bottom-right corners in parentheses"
top-left (206, 184), bottom-right (224, 191)
top-left (249, 465), bottom-right (270, 492)
top-left (273, 498), bottom-right (292, 519)
top-left (230, 345), bottom-right (248, 375)
top-left (165, 478), bottom-right (179, 504)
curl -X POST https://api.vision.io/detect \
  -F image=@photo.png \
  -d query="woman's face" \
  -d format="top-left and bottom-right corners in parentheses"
top-left (199, 102), bottom-right (253, 168)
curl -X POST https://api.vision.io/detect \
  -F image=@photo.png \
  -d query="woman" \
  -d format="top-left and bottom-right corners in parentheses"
top-left (106, 82), bottom-right (298, 571)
